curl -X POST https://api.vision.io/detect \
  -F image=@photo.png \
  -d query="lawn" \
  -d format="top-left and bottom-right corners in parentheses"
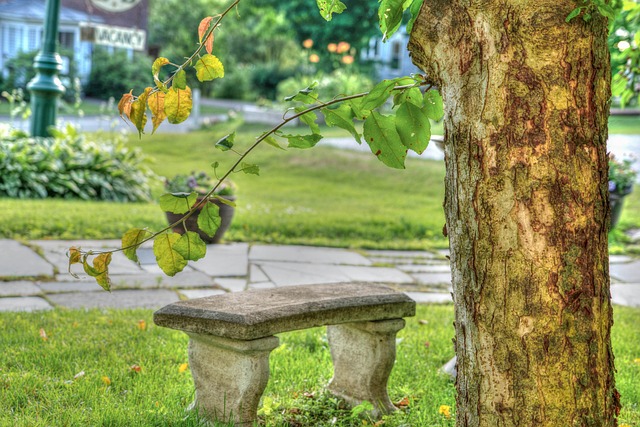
top-left (1, 118), bottom-right (640, 251)
top-left (1, 304), bottom-right (638, 426)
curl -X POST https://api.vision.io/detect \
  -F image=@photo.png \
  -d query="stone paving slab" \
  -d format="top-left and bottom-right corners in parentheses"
top-left (611, 284), bottom-right (640, 307)
top-left (410, 272), bottom-right (452, 285)
top-left (364, 250), bottom-right (440, 259)
top-left (32, 240), bottom-right (142, 275)
top-left (249, 265), bottom-right (269, 283)
top-left (179, 289), bottom-right (227, 299)
top-left (47, 289), bottom-right (179, 309)
top-left (0, 281), bottom-right (42, 296)
top-left (0, 296), bottom-right (52, 312)
top-left (610, 261), bottom-right (640, 283)
top-left (398, 264), bottom-right (452, 274)
top-left (250, 245), bottom-right (371, 266)
top-left (257, 261), bottom-right (414, 287)
top-left (39, 280), bottom-right (105, 293)
top-left (215, 278), bottom-right (248, 292)
top-left (0, 240), bottom-right (54, 278)
top-left (191, 243), bottom-right (249, 277)
top-left (405, 292), bottom-right (452, 304)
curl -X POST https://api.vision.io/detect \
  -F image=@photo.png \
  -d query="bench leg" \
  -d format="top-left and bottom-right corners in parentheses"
top-left (187, 333), bottom-right (280, 425)
top-left (327, 319), bottom-right (406, 417)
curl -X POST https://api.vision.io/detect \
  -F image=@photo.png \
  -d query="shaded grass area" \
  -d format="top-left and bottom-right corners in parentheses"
top-left (1, 305), bottom-right (638, 426)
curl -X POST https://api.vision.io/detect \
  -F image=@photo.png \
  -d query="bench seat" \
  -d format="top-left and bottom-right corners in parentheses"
top-left (154, 282), bottom-right (416, 425)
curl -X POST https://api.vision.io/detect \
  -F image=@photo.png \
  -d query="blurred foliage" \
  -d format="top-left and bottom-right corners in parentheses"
top-left (84, 48), bottom-right (153, 101)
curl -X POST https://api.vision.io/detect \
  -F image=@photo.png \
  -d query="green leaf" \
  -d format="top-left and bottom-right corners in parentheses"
top-left (350, 99), bottom-right (372, 120)
top-left (612, 74), bottom-right (628, 97)
top-left (395, 102), bottom-right (431, 154)
top-left (195, 54), bottom-right (224, 82)
top-left (165, 86), bottom-right (192, 124)
top-left (407, 0), bottom-right (424, 33)
top-left (363, 111), bottom-right (406, 169)
top-left (173, 69), bottom-right (187, 90)
top-left (173, 231), bottom-right (207, 262)
top-left (284, 83), bottom-right (319, 104)
top-left (159, 192), bottom-right (198, 214)
top-left (197, 201), bottom-right (221, 237)
top-left (262, 134), bottom-right (285, 150)
top-left (597, 4), bottom-right (616, 20)
top-left (393, 87), bottom-right (423, 108)
top-left (282, 133), bottom-right (323, 149)
top-left (240, 162), bottom-right (260, 175)
top-left (213, 195), bottom-right (236, 207)
top-left (216, 132), bottom-right (236, 151)
top-left (122, 228), bottom-right (151, 263)
top-left (565, 7), bottom-right (583, 22)
top-left (82, 253), bottom-right (112, 292)
top-left (153, 233), bottom-right (188, 276)
top-left (423, 90), bottom-right (444, 121)
top-left (379, 0), bottom-right (405, 40)
top-left (316, 0), bottom-right (347, 21)
top-left (322, 104), bottom-right (362, 144)
top-left (296, 107), bottom-right (321, 134)
top-left (361, 79), bottom-right (397, 111)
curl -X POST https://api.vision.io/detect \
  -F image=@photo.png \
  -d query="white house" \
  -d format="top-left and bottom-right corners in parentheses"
top-left (361, 26), bottom-right (421, 81)
top-left (0, 0), bottom-right (99, 83)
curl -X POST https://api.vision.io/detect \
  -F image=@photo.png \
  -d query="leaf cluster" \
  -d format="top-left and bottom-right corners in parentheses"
top-left (0, 124), bottom-right (155, 202)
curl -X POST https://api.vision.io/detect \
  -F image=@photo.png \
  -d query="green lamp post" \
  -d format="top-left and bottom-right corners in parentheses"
top-left (28, 0), bottom-right (65, 137)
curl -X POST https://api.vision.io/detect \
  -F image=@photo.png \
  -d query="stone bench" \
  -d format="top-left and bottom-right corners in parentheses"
top-left (153, 282), bottom-right (416, 425)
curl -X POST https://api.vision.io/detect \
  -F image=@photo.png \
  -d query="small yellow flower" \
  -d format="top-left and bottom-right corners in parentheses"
top-left (101, 376), bottom-right (111, 385)
top-left (438, 404), bottom-right (451, 419)
top-left (179, 363), bottom-right (189, 373)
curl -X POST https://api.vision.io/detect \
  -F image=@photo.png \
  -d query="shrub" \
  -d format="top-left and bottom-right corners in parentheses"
top-left (0, 125), bottom-right (157, 202)
top-left (84, 48), bottom-right (153, 101)
top-left (277, 69), bottom-right (374, 101)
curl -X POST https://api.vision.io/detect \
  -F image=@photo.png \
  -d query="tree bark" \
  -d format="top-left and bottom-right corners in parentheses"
top-left (408, 2), bottom-right (619, 426)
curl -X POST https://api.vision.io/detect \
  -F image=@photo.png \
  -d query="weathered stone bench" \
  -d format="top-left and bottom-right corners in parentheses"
top-left (153, 282), bottom-right (416, 425)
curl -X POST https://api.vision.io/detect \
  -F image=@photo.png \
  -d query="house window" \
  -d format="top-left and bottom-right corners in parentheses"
top-left (59, 31), bottom-right (75, 50)
top-left (5, 26), bottom-right (24, 57)
top-left (28, 28), bottom-right (42, 52)
top-left (390, 41), bottom-right (401, 70)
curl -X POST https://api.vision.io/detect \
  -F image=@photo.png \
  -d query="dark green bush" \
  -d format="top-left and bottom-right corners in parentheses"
top-left (84, 48), bottom-right (153, 101)
top-left (0, 125), bottom-right (157, 202)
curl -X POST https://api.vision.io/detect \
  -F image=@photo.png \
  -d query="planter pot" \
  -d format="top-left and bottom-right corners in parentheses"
top-left (165, 196), bottom-right (236, 244)
top-left (610, 188), bottom-right (632, 230)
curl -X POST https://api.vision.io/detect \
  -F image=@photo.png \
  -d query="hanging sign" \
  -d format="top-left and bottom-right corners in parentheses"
top-left (80, 23), bottom-right (146, 51)
top-left (88, 0), bottom-right (143, 13)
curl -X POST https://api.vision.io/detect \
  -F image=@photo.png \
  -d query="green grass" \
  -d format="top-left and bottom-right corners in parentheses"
top-left (0, 121), bottom-right (448, 249)
top-left (609, 115), bottom-right (640, 134)
top-left (1, 304), bottom-right (638, 426)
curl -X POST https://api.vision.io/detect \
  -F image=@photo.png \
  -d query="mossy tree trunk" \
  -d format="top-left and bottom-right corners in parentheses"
top-left (408, 2), bottom-right (619, 426)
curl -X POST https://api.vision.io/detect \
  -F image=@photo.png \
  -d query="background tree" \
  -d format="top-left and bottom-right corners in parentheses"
top-left (409, 1), bottom-right (618, 425)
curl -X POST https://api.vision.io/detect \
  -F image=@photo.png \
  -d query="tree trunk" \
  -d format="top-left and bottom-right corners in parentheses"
top-left (408, 2), bottom-right (620, 426)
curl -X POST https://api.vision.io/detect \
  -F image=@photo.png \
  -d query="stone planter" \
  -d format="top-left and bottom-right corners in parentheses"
top-left (165, 196), bottom-right (236, 244)
top-left (610, 185), bottom-right (633, 229)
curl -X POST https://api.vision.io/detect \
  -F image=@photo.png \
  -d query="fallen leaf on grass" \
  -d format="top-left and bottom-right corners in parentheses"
top-left (137, 320), bottom-right (147, 331)
top-left (424, 341), bottom-right (431, 349)
top-left (438, 404), bottom-right (451, 419)
top-left (73, 371), bottom-right (85, 380)
top-left (395, 396), bottom-right (410, 408)
top-left (633, 358), bottom-right (640, 365)
top-left (130, 364), bottom-right (142, 373)
top-left (302, 391), bottom-right (315, 399)
top-left (39, 328), bottom-right (48, 341)
top-left (179, 363), bottom-right (189, 373)
top-left (418, 319), bottom-right (429, 325)
top-left (101, 376), bottom-right (111, 385)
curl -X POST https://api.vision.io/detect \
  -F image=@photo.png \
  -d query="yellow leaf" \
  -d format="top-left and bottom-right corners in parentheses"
top-left (633, 358), bottom-right (640, 365)
top-left (68, 246), bottom-right (82, 278)
top-left (152, 57), bottom-right (170, 90)
top-left (179, 363), bottom-right (189, 373)
top-left (131, 87), bottom-right (151, 137)
top-left (194, 54), bottom-right (224, 82)
top-left (198, 16), bottom-right (214, 54)
top-left (39, 328), bottom-right (48, 341)
top-left (101, 376), bottom-right (111, 385)
top-left (137, 320), bottom-right (147, 331)
top-left (164, 86), bottom-right (192, 124)
top-left (117, 90), bottom-right (134, 120)
top-left (147, 91), bottom-right (166, 134)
